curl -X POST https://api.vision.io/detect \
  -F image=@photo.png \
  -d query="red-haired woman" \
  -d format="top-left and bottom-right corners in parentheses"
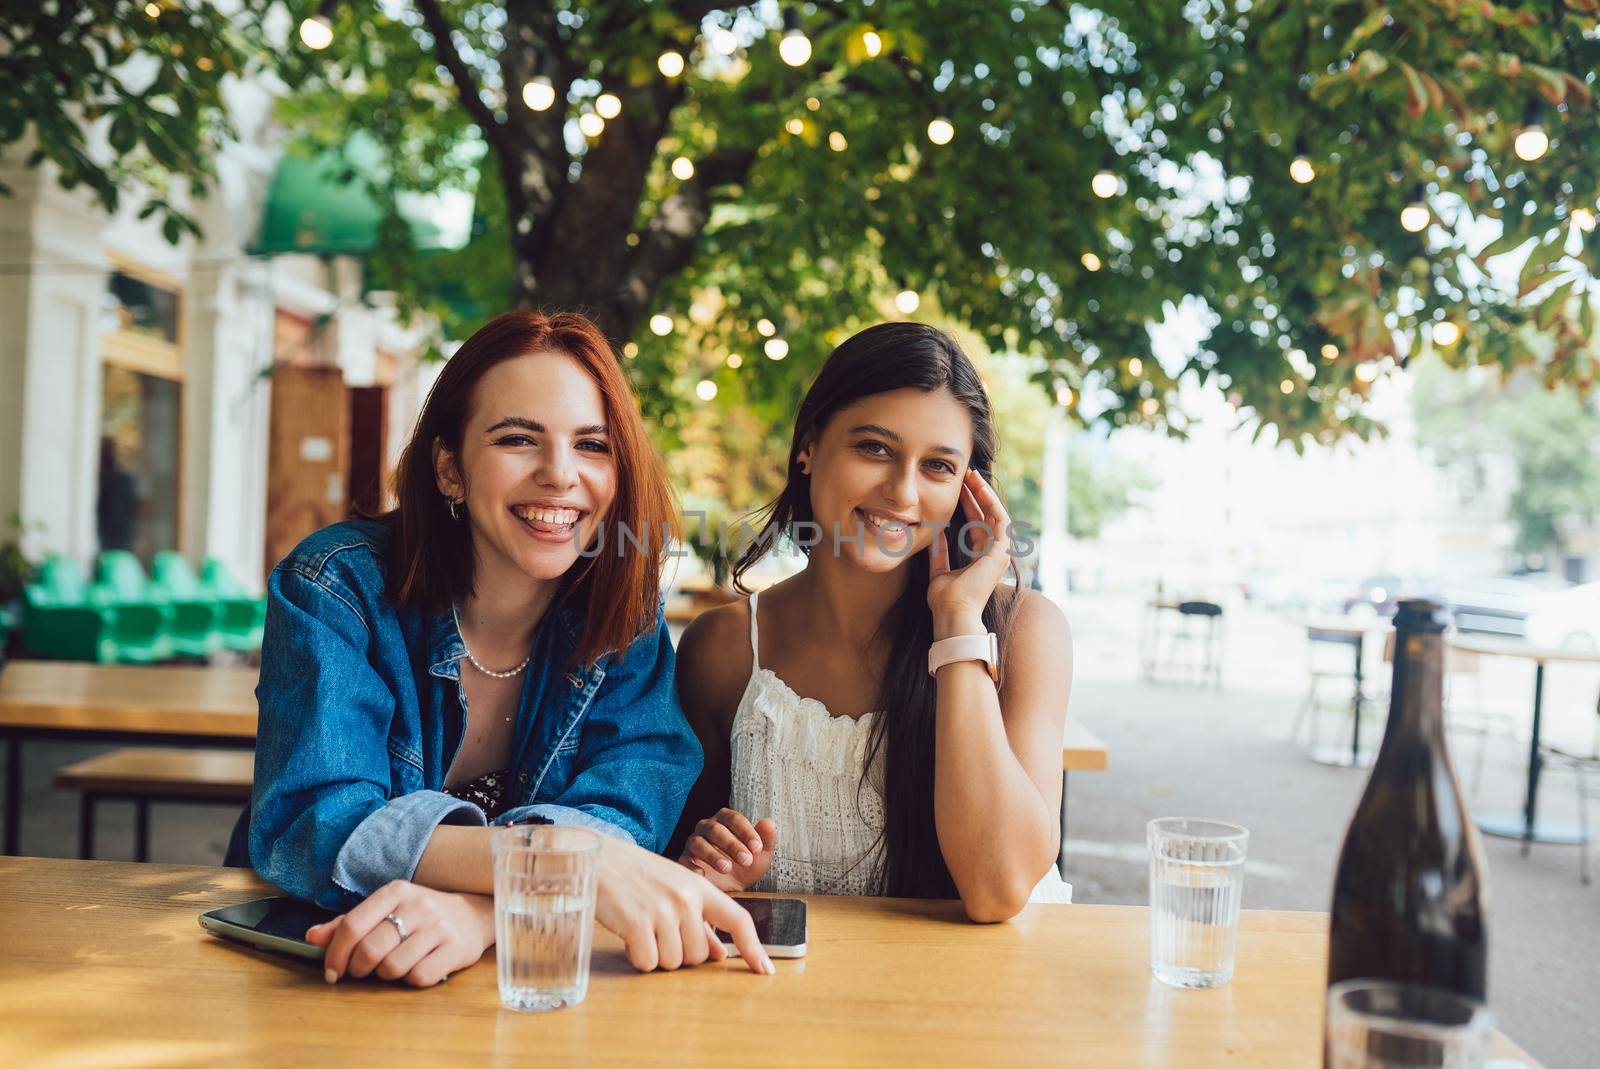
top-left (230, 311), bottom-right (771, 987)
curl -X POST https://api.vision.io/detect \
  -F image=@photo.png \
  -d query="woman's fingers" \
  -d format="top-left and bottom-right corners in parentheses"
top-left (305, 916), bottom-right (341, 948)
top-left (687, 834), bottom-right (735, 874)
top-left (653, 908), bottom-right (685, 971)
top-left (704, 922), bottom-right (728, 962)
top-left (929, 523), bottom-right (951, 577)
top-left (374, 926), bottom-right (442, 982)
top-left (404, 945), bottom-right (459, 988)
top-left (699, 819), bottom-right (751, 867)
top-left (345, 922), bottom-right (405, 980)
top-left (322, 881), bottom-right (408, 981)
top-left (703, 891), bottom-right (774, 975)
top-left (679, 908), bottom-right (713, 967)
top-left (715, 808), bottom-right (763, 856)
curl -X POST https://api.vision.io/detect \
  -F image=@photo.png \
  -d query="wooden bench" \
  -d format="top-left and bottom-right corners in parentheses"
top-left (53, 748), bottom-right (253, 862)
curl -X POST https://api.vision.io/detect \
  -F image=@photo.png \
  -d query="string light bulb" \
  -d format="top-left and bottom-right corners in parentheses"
top-left (785, 118), bottom-right (804, 136)
top-left (144, 1), bottom-right (161, 18)
top-left (1514, 101), bottom-right (1548, 163)
top-left (521, 76), bottom-right (555, 111)
top-left (862, 30), bottom-right (883, 58)
top-left (1091, 168), bottom-right (1119, 198)
top-left (298, 14), bottom-right (334, 50)
top-left (696, 380), bottom-right (719, 401)
top-left (709, 27), bottom-right (738, 55)
top-left (1431, 321), bottom-right (1462, 347)
top-left (1290, 155), bottom-right (1316, 184)
top-left (1355, 362), bottom-right (1379, 382)
top-left (1320, 343), bottom-right (1339, 360)
top-left (622, 342), bottom-right (639, 359)
top-left (756, 318), bottom-right (776, 337)
top-left (1280, 379), bottom-right (1295, 394)
top-left (764, 337), bottom-right (789, 360)
top-left (894, 289), bottom-right (920, 314)
top-left (1141, 397), bottom-right (1159, 416)
top-left (577, 112), bottom-right (605, 138)
top-left (1127, 356), bottom-right (1143, 377)
top-left (657, 50), bottom-right (685, 78)
top-left (1080, 252), bottom-right (1102, 272)
top-left (727, 353), bottom-right (743, 368)
top-left (828, 131), bottom-right (848, 152)
top-left (649, 313), bottom-right (674, 336)
top-left (778, 9), bottom-right (812, 66)
top-left (926, 118), bottom-right (955, 146)
top-left (595, 93), bottom-right (621, 119)
top-left (671, 156), bottom-right (695, 181)
top-left (1399, 186), bottom-right (1430, 233)
top-left (1056, 385), bottom-right (1074, 407)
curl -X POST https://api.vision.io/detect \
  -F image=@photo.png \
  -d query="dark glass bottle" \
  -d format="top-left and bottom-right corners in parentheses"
top-left (1326, 598), bottom-right (1488, 998)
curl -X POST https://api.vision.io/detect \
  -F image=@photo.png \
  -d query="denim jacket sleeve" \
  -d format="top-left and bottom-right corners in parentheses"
top-left (499, 608), bottom-right (701, 854)
top-left (249, 565), bottom-right (480, 910)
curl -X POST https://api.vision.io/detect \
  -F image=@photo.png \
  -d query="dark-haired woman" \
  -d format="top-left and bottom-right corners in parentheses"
top-left (674, 322), bottom-right (1073, 921)
top-left (235, 311), bottom-right (771, 986)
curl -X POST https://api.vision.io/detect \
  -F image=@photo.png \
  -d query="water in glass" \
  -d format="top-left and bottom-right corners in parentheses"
top-left (492, 826), bottom-right (601, 1012)
top-left (1148, 817), bottom-right (1248, 989)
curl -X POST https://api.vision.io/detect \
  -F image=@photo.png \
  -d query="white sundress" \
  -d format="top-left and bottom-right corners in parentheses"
top-left (727, 591), bottom-right (1073, 903)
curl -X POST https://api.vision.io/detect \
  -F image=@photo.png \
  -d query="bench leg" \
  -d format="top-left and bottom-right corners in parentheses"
top-left (1058, 771), bottom-right (1070, 878)
top-left (79, 794), bottom-right (97, 860)
top-left (4, 735), bottom-right (21, 856)
top-left (134, 799), bottom-right (150, 863)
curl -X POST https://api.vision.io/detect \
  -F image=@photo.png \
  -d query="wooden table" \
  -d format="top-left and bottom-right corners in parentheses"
top-left (0, 660), bottom-right (258, 854)
top-left (1059, 720), bottom-right (1108, 874)
top-left (1449, 635), bottom-right (1600, 849)
top-left (0, 857), bottom-right (1540, 1067)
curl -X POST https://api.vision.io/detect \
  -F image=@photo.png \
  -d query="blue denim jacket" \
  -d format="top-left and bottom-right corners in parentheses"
top-left (245, 519), bottom-right (700, 910)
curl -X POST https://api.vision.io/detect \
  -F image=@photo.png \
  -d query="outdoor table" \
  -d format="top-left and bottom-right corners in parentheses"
top-left (1449, 635), bottom-right (1600, 849)
top-left (0, 856), bottom-right (1541, 1066)
top-left (1059, 720), bottom-right (1108, 874)
top-left (0, 660), bottom-right (258, 854)
top-left (1299, 619), bottom-right (1391, 769)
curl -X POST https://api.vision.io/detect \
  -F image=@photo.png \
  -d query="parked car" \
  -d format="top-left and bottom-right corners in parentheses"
top-left (1437, 574), bottom-right (1569, 638)
top-left (1524, 582), bottom-right (1600, 651)
top-left (1342, 575), bottom-right (1431, 619)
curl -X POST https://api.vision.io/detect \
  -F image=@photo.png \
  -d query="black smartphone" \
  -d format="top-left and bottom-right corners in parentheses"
top-left (198, 896), bottom-right (339, 962)
top-left (716, 896), bottom-right (807, 958)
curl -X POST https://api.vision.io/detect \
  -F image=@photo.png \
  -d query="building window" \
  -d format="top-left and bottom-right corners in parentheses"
top-left (98, 266), bottom-right (183, 562)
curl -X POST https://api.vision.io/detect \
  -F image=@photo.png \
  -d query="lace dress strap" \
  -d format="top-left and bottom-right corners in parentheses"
top-left (747, 590), bottom-right (761, 671)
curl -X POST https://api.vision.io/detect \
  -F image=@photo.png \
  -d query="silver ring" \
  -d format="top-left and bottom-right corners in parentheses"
top-left (385, 911), bottom-right (410, 942)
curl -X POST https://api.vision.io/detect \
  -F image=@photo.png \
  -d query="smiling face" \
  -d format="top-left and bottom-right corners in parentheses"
top-left (434, 349), bottom-right (617, 586)
top-left (798, 387), bottom-right (975, 573)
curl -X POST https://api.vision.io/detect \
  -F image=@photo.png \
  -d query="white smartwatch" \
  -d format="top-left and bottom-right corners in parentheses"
top-left (927, 632), bottom-right (1000, 683)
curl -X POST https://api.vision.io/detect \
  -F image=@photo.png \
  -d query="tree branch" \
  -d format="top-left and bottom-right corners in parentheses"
top-left (615, 145), bottom-right (759, 327)
top-left (412, 0), bottom-right (519, 172)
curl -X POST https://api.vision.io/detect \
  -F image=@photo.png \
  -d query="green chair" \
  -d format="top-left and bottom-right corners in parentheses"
top-left (19, 556), bottom-right (120, 662)
top-left (201, 558), bottom-right (266, 653)
top-left (94, 550), bottom-right (172, 663)
top-left (151, 552), bottom-right (223, 658)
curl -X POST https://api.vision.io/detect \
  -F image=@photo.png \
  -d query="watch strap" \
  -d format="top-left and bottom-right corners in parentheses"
top-left (927, 633), bottom-right (1000, 682)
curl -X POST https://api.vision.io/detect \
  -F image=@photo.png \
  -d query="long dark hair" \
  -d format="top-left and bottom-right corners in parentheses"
top-left (730, 322), bottom-right (1018, 898)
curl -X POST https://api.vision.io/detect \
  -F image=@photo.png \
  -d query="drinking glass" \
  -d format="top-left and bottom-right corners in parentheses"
top-left (491, 825), bottom-right (603, 1012)
top-left (1147, 817), bottom-right (1248, 988)
top-left (1326, 980), bottom-right (1493, 1069)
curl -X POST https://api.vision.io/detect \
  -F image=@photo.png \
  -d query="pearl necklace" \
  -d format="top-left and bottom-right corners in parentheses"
top-left (452, 605), bottom-right (532, 679)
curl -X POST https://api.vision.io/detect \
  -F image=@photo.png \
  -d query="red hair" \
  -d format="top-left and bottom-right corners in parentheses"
top-left (384, 311), bottom-right (678, 665)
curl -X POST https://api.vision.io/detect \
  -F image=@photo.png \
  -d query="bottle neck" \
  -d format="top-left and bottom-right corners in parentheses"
top-left (1381, 628), bottom-right (1448, 750)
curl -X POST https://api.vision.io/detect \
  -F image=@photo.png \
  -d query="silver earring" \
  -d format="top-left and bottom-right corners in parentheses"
top-left (448, 497), bottom-right (463, 520)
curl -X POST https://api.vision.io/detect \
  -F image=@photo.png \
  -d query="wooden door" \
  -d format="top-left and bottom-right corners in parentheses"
top-left (265, 365), bottom-right (349, 579)
top-left (347, 385), bottom-right (389, 517)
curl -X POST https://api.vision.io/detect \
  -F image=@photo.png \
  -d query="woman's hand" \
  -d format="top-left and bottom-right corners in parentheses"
top-left (597, 837), bottom-right (775, 975)
top-left (308, 881), bottom-right (493, 988)
top-left (678, 809), bottom-right (778, 893)
top-left (928, 470), bottom-right (1012, 637)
